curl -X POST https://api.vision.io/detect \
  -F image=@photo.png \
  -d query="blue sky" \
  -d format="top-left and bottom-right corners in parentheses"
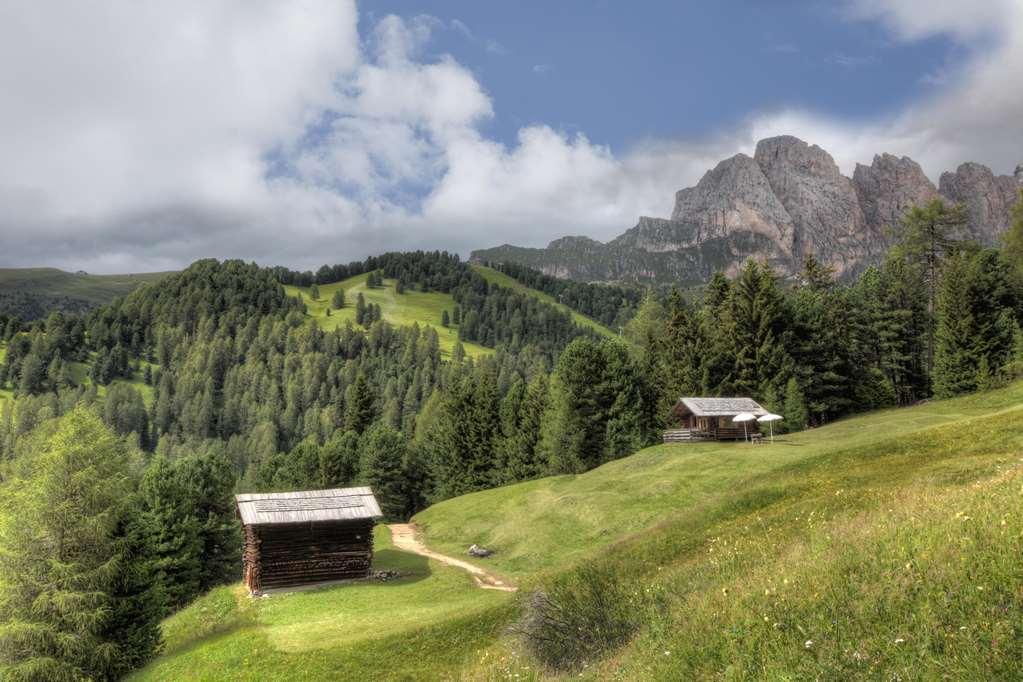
top-left (0, 1), bottom-right (1020, 271)
top-left (361, 1), bottom-right (958, 152)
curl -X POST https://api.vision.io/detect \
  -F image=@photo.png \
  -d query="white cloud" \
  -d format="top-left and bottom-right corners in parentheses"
top-left (0, 1), bottom-right (1021, 272)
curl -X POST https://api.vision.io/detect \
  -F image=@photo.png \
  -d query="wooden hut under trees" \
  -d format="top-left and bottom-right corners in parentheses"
top-left (236, 487), bottom-right (383, 594)
top-left (663, 397), bottom-right (768, 442)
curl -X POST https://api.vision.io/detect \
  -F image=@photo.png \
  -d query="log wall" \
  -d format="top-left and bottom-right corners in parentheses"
top-left (242, 519), bottom-right (375, 593)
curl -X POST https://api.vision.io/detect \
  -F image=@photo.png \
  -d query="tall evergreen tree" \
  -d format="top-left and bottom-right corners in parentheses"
top-left (344, 373), bottom-right (375, 434)
top-left (359, 423), bottom-right (410, 519)
top-left (0, 408), bottom-right (162, 680)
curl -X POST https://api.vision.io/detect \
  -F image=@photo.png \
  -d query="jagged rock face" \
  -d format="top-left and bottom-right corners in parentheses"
top-left (939, 162), bottom-right (1019, 244)
top-left (470, 135), bottom-right (1023, 285)
top-left (668, 153), bottom-right (795, 255)
top-left (752, 136), bottom-right (869, 275)
top-left (853, 154), bottom-right (939, 242)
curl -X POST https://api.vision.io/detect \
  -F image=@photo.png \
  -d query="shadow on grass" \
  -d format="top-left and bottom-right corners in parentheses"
top-left (371, 548), bottom-right (432, 585)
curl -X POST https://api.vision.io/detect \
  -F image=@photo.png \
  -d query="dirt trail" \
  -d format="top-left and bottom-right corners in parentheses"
top-left (388, 524), bottom-right (516, 592)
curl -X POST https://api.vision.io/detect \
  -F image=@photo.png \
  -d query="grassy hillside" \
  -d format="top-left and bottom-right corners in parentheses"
top-left (137, 383), bottom-right (1023, 679)
top-left (131, 526), bottom-right (513, 681)
top-left (0, 267), bottom-right (172, 305)
top-left (471, 264), bottom-right (618, 338)
top-left (285, 273), bottom-right (491, 359)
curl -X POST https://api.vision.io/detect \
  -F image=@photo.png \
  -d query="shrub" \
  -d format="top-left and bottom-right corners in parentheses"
top-left (517, 565), bottom-right (638, 671)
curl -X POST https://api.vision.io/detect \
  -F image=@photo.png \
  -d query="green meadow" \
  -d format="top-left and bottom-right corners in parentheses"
top-left (285, 273), bottom-right (491, 359)
top-left (138, 381), bottom-right (1023, 679)
top-left (471, 264), bottom-right (618, 338)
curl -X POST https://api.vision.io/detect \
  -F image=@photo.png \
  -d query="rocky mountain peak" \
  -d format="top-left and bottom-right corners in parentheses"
top-left (471, 136), bottom-right (1023, 286)
top-left (669, 153), bottom-right (794, 256)
top-left (853, 154), bottom-right (938, 239)
top-left (753, 135), bottom-right (868, 273)
top-left (939, 162), bottom-right (1019, 243)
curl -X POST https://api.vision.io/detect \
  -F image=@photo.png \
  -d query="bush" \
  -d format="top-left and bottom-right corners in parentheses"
top-left (517, 565), bottom-right (638, 671)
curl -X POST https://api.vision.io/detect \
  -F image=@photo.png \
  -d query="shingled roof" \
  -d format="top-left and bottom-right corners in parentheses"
top-left (235, 486), bottom-right (383, 526)
top-left (677, 397), bottom-right (768, 417)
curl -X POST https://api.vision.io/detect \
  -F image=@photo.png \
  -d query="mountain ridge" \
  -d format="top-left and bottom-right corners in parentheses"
top-left (471, 135), bottom-right (1023, 284)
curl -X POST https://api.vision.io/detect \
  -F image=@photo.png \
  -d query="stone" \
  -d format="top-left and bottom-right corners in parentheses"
top-left (468, 544), bottom-right (494, 558)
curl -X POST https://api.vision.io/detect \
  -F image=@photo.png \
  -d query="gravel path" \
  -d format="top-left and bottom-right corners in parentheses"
top-left (388, 523), bottom-right (516, 592)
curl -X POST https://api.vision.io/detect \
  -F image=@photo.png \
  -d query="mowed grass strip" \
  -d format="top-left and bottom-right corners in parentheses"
top-left (470, 264), bottom-right (619, 338)
top-left (285, 273), bottom-right (490, 359)
top-left (131, 526), bottom-right (512, 681)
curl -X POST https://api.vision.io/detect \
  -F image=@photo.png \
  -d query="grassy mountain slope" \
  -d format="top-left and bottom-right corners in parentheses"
top-left (131, 527), bottom-right (513, 681)
top-left (470, 264), bottom-right (619, 338)
top-left (0, 267), bottom-right (172, 305)
top-left (135, 382), bottom-right (1023, 679)
top-left (285, 273), bottom-right (491, 359)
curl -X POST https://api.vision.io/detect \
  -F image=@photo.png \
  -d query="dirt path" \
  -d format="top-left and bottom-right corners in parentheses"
top-left (388, 524), bottom-right (516, 592)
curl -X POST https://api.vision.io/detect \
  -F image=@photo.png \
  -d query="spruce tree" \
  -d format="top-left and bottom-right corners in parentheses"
top-left (452, 304), bottom-right (461, 325)
top-left (0, 407), bottom-right (162, 680)
top-left (442, 310), bottom-right (450, 327)
top-left (355, 292), bottom-right (367, 325)
top-left (783, 377), bottom-right (808, 433)
top-left (359, 422), bottom-right (409, 519)
top-left (310, 284), bottom-right (320, 301)
top-left (332, 288), bottom-right (346, 309)
top-left (899, 199), bottom-right (967, 373)
top-left (344, 373), bottom-right (375, 434)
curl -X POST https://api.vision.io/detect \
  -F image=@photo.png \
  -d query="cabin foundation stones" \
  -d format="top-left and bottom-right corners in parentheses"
top-left (235, 486), bottom-right (383, 595)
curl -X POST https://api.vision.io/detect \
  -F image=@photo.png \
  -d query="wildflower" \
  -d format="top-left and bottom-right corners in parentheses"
top-left (804, 640), bottom-right (813, 649)
top-left (894, 637), bottom-right (905, 644)
top-left (664, 651), bottom-right (671, 656)
top-left (960, 626), bottom-right (968, 632)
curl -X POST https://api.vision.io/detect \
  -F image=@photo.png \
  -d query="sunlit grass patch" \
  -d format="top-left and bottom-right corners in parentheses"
top-left (285, 274), bottom-right (491, 359)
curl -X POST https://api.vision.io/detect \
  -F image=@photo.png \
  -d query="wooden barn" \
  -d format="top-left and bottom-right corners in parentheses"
top-left (663, 397), bottom-right (768, 442)
top-left (235, 486), bottom-right (383, 594)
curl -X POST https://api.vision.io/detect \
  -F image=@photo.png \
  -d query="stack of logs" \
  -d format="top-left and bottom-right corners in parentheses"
top-left (242, 519), bottom-right (375, 593)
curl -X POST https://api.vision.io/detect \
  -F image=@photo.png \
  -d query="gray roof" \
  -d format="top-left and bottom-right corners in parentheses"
top-left (677, 397), bottom-right (768, 417)
top-left (236, 486), bottom-right (383, 526)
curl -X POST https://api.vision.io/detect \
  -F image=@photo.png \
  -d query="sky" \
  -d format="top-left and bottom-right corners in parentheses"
top-left (0, 0), bottom-right (1021, 273)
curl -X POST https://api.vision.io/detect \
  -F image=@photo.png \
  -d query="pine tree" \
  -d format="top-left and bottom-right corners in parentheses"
top-left (0, 407), bottom-right (161, 680)
top-left (359, 422), bottom-right (410, 519)
top-left (899, 199), bottom-right (967, 373)
top-left (726, 260), bottom-right (790, 398)
top-left (452, 304), bottom-right (461, 325)
top-left (395, 279), bottom-right (405, 294)
top-left (355, 292), bottom-right (367, 325)
top-left (783, 377), bottom-right (808, 433)
top-left (441, 310), bottom-right (450, 327)
top-left (332, 288), bottom-right (346, 309)
top-left (344, 373), bottom-right (375, 434)
top-left (539, 338), bottom-right (613, 474)
top-left (310, 284), bottom-right (320, 301)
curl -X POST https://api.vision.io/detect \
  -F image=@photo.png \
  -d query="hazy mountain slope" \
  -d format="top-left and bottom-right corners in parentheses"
top-left (0, 267), bottom-right (173, 319)
top-left (472, 136), bottom-right (1023, 284)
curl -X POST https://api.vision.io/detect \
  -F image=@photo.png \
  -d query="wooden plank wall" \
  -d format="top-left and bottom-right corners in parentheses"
top-left (243, 519), bottom-right (375, 592)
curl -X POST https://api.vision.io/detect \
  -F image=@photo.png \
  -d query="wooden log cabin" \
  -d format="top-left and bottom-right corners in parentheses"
top-left (235, 486), bottom-right (383, 594)
top-left (663, 397), bottom-right (768, 442)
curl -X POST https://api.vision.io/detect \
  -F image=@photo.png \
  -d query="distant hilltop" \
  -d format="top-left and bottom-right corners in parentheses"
top-left (471, 135), bottom-right (1023, 285)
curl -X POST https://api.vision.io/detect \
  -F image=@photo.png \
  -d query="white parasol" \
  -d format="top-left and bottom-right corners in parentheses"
top-left (732, 412), bottom-right (757, 441)
top-left (757, 413), bottom-right (783, 443)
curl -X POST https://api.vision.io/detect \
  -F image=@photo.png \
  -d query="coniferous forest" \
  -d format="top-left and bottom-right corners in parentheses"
top-left (0, 195), bottom-right (1021, 678)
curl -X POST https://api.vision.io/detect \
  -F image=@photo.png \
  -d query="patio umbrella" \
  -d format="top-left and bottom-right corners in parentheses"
top-left (757, 413), bottom-right (783, 443)
top-left (732, 412), bottom-right (757, 441)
